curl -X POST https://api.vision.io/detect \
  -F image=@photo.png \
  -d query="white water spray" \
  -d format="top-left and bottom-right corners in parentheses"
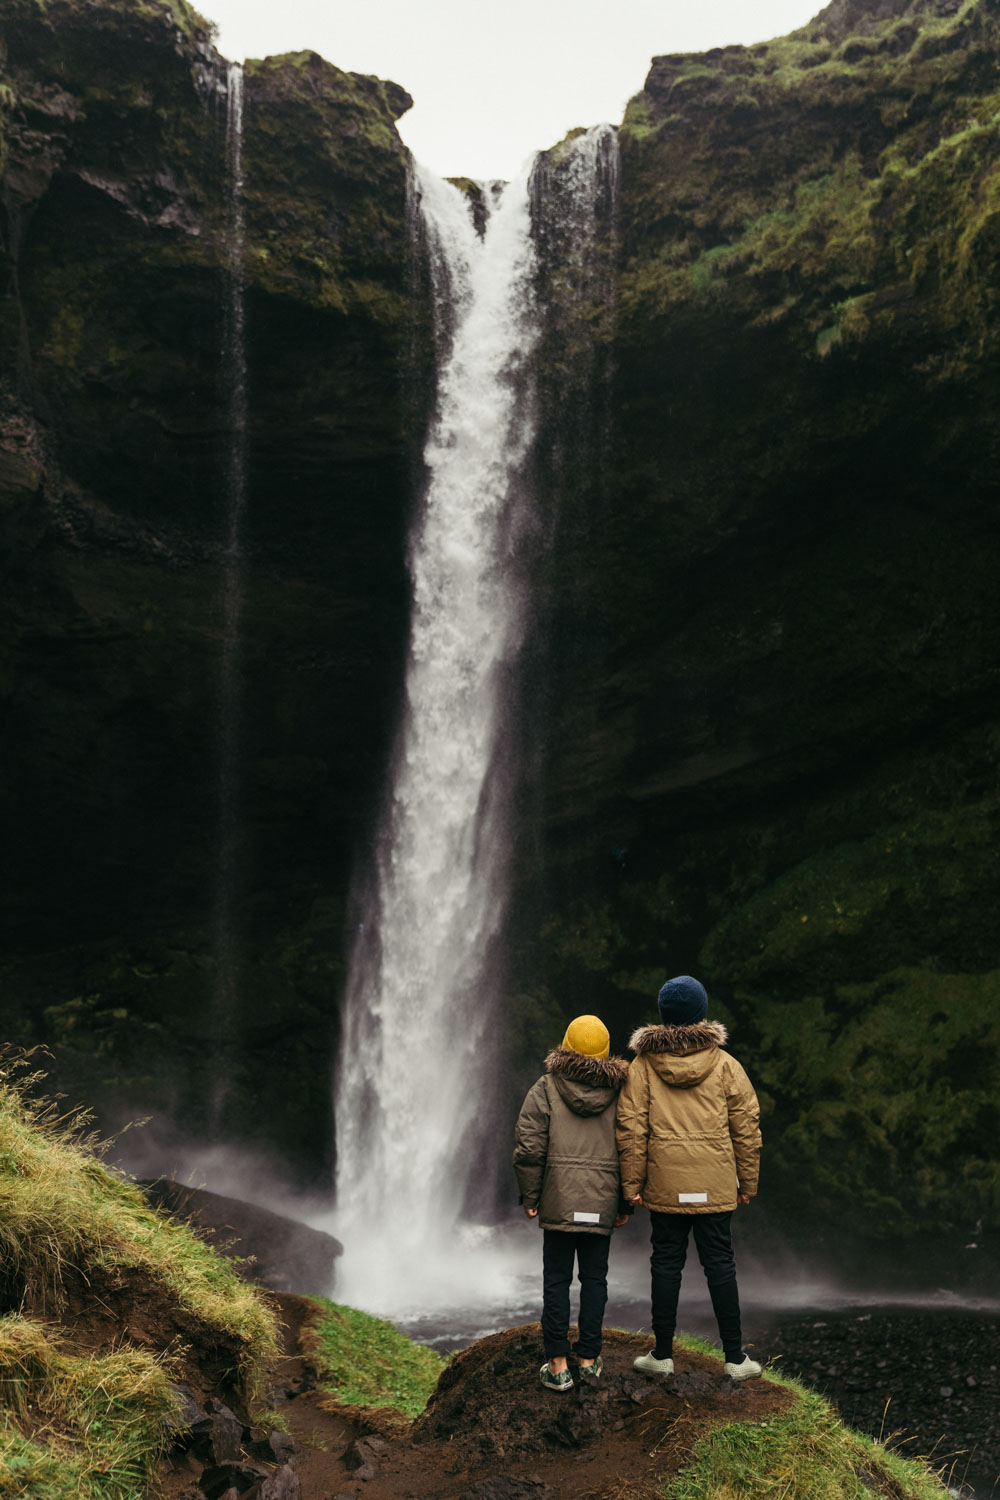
top-left (333, 129), bottom-right (618, 1314)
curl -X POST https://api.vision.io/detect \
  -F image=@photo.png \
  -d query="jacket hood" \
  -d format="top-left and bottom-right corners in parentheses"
top-left (628, 1019), bottom-right (728, 1091)
top-left (546, 1047), bottom-right (629, 1088)
top-left (545, 1046), bottom-right (628, 1116)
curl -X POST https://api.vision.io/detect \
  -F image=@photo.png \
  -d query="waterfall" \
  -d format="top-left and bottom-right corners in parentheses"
top-left (333, 127), bottom-right (617, 1312)
top-left (530, 124), bottom-right (620, 535)
top-left (212, 60), bottom-right (248, 1103)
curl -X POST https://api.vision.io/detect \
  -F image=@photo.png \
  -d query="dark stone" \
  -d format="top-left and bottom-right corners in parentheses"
top-left (190, 1400), bottom-right (243, 1465)
top-left (165, 1383), bottom-right (209, 1439)
top-left (247, 1431), bottom-right (298, 1464)
top-left (245, 1465), bottom-right (301, 1500)
top-left (141, 1182), bottom-right (341, 1295)
top-left (343, 1437), bottom-right (382, 1479)
top-left (199, 1464), bottom-right (268, 1500)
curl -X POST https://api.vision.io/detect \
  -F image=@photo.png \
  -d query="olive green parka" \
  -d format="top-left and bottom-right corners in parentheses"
top-left (616, 1020), bottom-right (761, 1214)
top-left (512, 1047), bottom-right (629, 1234)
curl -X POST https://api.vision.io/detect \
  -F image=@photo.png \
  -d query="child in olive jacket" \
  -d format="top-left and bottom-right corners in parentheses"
top-left (513, 1014), bottom-right (629, 1391)
top-left (617, 975), bottom-right (762, 1380)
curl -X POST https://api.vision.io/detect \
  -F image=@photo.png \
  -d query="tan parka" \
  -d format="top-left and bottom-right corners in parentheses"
top-left (513, 1048), bottom-right (629, 1234)
top-left (616, 1020), bottom-right (761, 1214)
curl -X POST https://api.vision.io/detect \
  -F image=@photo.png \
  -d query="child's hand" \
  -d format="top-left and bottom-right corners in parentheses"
top-left (630, 1193), bottom-right (643, 1207)
top-left (524, 1206), bottom-right (538, 1218)
top-left (737, 1192), bottom-right (751, 1206)
top-left (614, 1213), bottom-right (629, 1227)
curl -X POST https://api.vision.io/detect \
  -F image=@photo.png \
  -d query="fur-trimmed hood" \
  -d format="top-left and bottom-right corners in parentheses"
top-left (628, 1019), bottom-right (728, 1056)
top-left (544, 1046), bottom-right (628, 1117)
top-left (545, 1047), bottom-right (629, 1088)
top-left (628, 1019), bottom-right (728, 1091)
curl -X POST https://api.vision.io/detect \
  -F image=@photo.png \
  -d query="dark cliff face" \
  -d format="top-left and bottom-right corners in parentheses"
top-left (0, 0), bottom-right (416, 1174)
top-left (523, 0), bottom-right (1000, 1235)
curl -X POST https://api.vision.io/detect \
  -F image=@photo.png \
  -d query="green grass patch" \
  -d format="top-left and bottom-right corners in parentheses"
top-left (666, 1337), bottom-right (948, 1499)
top-left (304, 1298), bottom-right (445, 1419)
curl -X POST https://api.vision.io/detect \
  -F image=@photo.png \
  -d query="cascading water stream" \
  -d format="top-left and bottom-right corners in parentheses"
top-left (212, 60), bottom-right (248, 1105)
top-left (333, 128), bottom-right (618, 1313)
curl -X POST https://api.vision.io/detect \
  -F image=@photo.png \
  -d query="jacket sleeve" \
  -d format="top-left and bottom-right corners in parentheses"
top-left (615, 1058), bottom-right (650, 1202)
top-left (724, 1057), bottom-right (762, 1196)
top-left (512, 1078), bottom-right (550, 1209)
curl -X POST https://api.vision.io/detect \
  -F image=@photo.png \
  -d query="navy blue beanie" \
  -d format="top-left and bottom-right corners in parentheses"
top-left (657, 975), bottom-right (708, 1026)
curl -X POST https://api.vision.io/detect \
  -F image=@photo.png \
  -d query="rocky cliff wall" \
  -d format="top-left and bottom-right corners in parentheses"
top-left (0, 0), bottom-right (416, 1174)
top-left (522, 0), bottom-right (1000, 1235)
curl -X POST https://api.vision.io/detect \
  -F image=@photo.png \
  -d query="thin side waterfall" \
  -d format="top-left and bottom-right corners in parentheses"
top-left (530, 123), bottom-right (620, 517)
top-left (212, 60), bottom-right (248, 1103)
top-left (333, 128), bottom-right (617, 1313)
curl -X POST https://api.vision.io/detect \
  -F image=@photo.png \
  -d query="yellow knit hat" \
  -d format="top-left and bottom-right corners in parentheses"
top-left (562, 1014), bottom-right (610, 1059)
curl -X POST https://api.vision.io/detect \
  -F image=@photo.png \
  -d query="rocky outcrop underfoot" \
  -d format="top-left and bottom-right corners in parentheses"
top-left (159, 1315), bottom-right (793, 1500)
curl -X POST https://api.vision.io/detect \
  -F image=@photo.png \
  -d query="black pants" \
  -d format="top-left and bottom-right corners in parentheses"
top-left (541, 1229), bottom-right (610, 1359)
top-left (649, 1210), bottom-right (743, 1363)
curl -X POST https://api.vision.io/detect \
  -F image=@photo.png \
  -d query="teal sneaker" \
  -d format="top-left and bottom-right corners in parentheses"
top-left (539, 1362), bottom-right (573, 1392)
top-left (578, 1355), bottom-right (603, 1384)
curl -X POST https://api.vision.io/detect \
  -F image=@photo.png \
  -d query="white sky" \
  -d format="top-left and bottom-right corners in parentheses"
top-left (200, 0), bottom-right (824, 180)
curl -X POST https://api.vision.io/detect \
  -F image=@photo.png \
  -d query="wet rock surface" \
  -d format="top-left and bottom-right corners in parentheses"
top-left (141, 1182), bottom-right (343, 1296)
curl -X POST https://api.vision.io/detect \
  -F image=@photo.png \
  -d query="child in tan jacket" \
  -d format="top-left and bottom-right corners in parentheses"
top-left (616, 975), bottom-right (762, 1380)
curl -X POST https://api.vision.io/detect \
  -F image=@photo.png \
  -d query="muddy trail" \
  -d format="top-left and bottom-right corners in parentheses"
top-left (159, 1300), bottom-right (793, 1500)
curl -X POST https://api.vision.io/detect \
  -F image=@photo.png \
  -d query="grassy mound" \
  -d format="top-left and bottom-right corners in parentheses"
top-left (667, 1336), bottom-right (948, 1500)
top-left (302, 1297), bottom-right (445, 1419)
top-left (401, 1323), bottom-right (948, 1499)
top-left (0, 1050), bottom-right (278, 1499)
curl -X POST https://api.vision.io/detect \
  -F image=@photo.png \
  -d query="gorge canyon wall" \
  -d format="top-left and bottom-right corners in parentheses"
top-left (1, 0), bottom-right (998, 1237)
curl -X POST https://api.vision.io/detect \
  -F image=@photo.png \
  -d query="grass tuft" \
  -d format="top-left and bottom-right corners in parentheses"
top-left (0, 1316), bottom-right (182, 1500)
top-left (0, 1050), bottom-right (280, 1499)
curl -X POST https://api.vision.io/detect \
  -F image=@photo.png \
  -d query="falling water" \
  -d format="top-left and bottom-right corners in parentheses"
top-left (212, 60), bottom-right (248, 1099)
top-left (530, 124), bottom-right (620, 531)
top-left (333, 128), bottom-right (618, 1312)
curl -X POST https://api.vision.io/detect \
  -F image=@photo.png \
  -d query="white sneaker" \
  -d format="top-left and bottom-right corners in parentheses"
top-left (724, 1355), bottom-right (762, 1380)
top-left (633, 1351), bottom-right (674, 1376)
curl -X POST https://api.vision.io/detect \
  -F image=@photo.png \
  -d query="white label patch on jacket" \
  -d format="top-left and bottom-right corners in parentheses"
top-left (678, 1193), bottom-right (708, 1204)
top-left (573, 1212), bottom-right (600, 1224)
